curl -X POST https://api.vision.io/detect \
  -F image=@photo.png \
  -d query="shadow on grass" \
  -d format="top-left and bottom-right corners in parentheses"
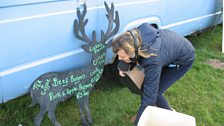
top-left (93, 75), bottom-right (125, 92)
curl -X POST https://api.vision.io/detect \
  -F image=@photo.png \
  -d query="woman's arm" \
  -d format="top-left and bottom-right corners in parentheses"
top-left (134, 57), bottom-right (162, 125)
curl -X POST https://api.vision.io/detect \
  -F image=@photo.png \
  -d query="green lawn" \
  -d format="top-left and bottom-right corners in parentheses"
top-left (0, 25), bottom-right (224, 126)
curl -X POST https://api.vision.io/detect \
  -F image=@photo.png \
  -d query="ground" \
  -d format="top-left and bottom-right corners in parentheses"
top-left (206, 59), bottom-right (224, 69)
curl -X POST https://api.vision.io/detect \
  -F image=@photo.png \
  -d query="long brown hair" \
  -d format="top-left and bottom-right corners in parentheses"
top-left (112, 29), bottom-right (156, 58)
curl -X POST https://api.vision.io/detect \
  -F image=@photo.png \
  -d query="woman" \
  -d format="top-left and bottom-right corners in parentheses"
top-left (111, 23), bottom-right (195, 125)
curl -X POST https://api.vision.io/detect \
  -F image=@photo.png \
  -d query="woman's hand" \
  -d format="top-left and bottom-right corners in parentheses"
top-left (119, 70), bottom-right (126, 77)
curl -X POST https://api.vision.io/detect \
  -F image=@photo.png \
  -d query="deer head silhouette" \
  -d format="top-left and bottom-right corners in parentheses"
top-left (29, 2), bottom-right (119, 126)
top-left (74, 1), bottom-right (119, 81)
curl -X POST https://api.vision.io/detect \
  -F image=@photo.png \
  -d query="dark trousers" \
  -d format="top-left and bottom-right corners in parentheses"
top-left (156, 62), bottom-right (194, 110)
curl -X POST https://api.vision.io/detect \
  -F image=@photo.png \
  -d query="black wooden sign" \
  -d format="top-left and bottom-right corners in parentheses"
top-left (29, 2), bottom-right (119, 126)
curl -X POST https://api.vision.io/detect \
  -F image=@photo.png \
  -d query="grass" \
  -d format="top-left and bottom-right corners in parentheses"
top-left (0, 25), bottom-right (224, 126)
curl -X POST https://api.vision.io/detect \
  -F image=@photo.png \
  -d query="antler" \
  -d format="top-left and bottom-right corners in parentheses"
top-left (74, 2), bottom-right (119, 44)
top-left (74, 4), bottom-right (92, 43)
top-left (100, 2), bottom-right (120, 43)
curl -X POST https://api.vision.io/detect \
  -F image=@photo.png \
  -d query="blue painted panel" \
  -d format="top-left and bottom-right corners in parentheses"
top-left (161, 0), bottom-right (221, 27)
top-left (0, 1), bottom-right (97, 70)
top-left (0, 0), bottom-right (70, 8)
top-left (170, 20), bottom-right (200, 36)
top-left (114, 0), bottom-right (161, 28)
top-left (199, 15), bottom-right (222, 31)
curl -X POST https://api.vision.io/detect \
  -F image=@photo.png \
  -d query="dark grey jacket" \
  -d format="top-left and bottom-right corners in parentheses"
top-left (134, 23), bottom-right (195, 125)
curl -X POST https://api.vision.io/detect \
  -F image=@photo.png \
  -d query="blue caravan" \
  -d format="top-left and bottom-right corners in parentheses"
top-left (0, 0), bottom-right (222, 103)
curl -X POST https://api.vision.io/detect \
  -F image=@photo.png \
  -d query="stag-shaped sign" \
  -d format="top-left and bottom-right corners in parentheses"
top-left (29, 2), bottom-right (119, 126)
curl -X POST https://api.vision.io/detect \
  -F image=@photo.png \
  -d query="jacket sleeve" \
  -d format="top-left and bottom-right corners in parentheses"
top-left (134, 56), bottom-right (162, 125)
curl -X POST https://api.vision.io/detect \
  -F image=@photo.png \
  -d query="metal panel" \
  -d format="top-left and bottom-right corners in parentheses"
top-left (0, 0), bottom-right (70, 8)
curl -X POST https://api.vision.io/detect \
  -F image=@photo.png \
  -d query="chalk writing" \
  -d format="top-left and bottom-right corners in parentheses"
top-left (49, 91), bottom-right (64, 101)
top-left (33, 79), bottom-right (51, 95)
top-left (76, 83), bottom-right (93, 99)
top-left (70, 74), bottom-right (86, 84)
top-left (33, 74), bottom-right (86, 96)
top-left (48, 83), bottom-right (93, 101)
top-left (49, 86), bottom-right (80, 101)
top-left (89, 43), bottom-right (105, 54)
top-left (31, 29), bottom-right (106, 101)
top-left (79, 83), bottom-right (93, 91)
top-left (93, 52), bottom-right (106, 66)
top-left (66, 87), bottom-right (79, 95)
top-left (32, 65), bottom-right (104, 100)
top-left (90, 67), bottom-right (103, 76)
top-left (32, 80), bottom-right (43, 90)
top-left (90, 67), bottom-right (103, 82)
top-left (77, 91), bottom-right (89, 99)
top-left (32, 45), bottom-right (106, 99)
top-left (52, 77), bottom-right (69, 87)
top-left (45, 66), bottom-right (103, 101)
